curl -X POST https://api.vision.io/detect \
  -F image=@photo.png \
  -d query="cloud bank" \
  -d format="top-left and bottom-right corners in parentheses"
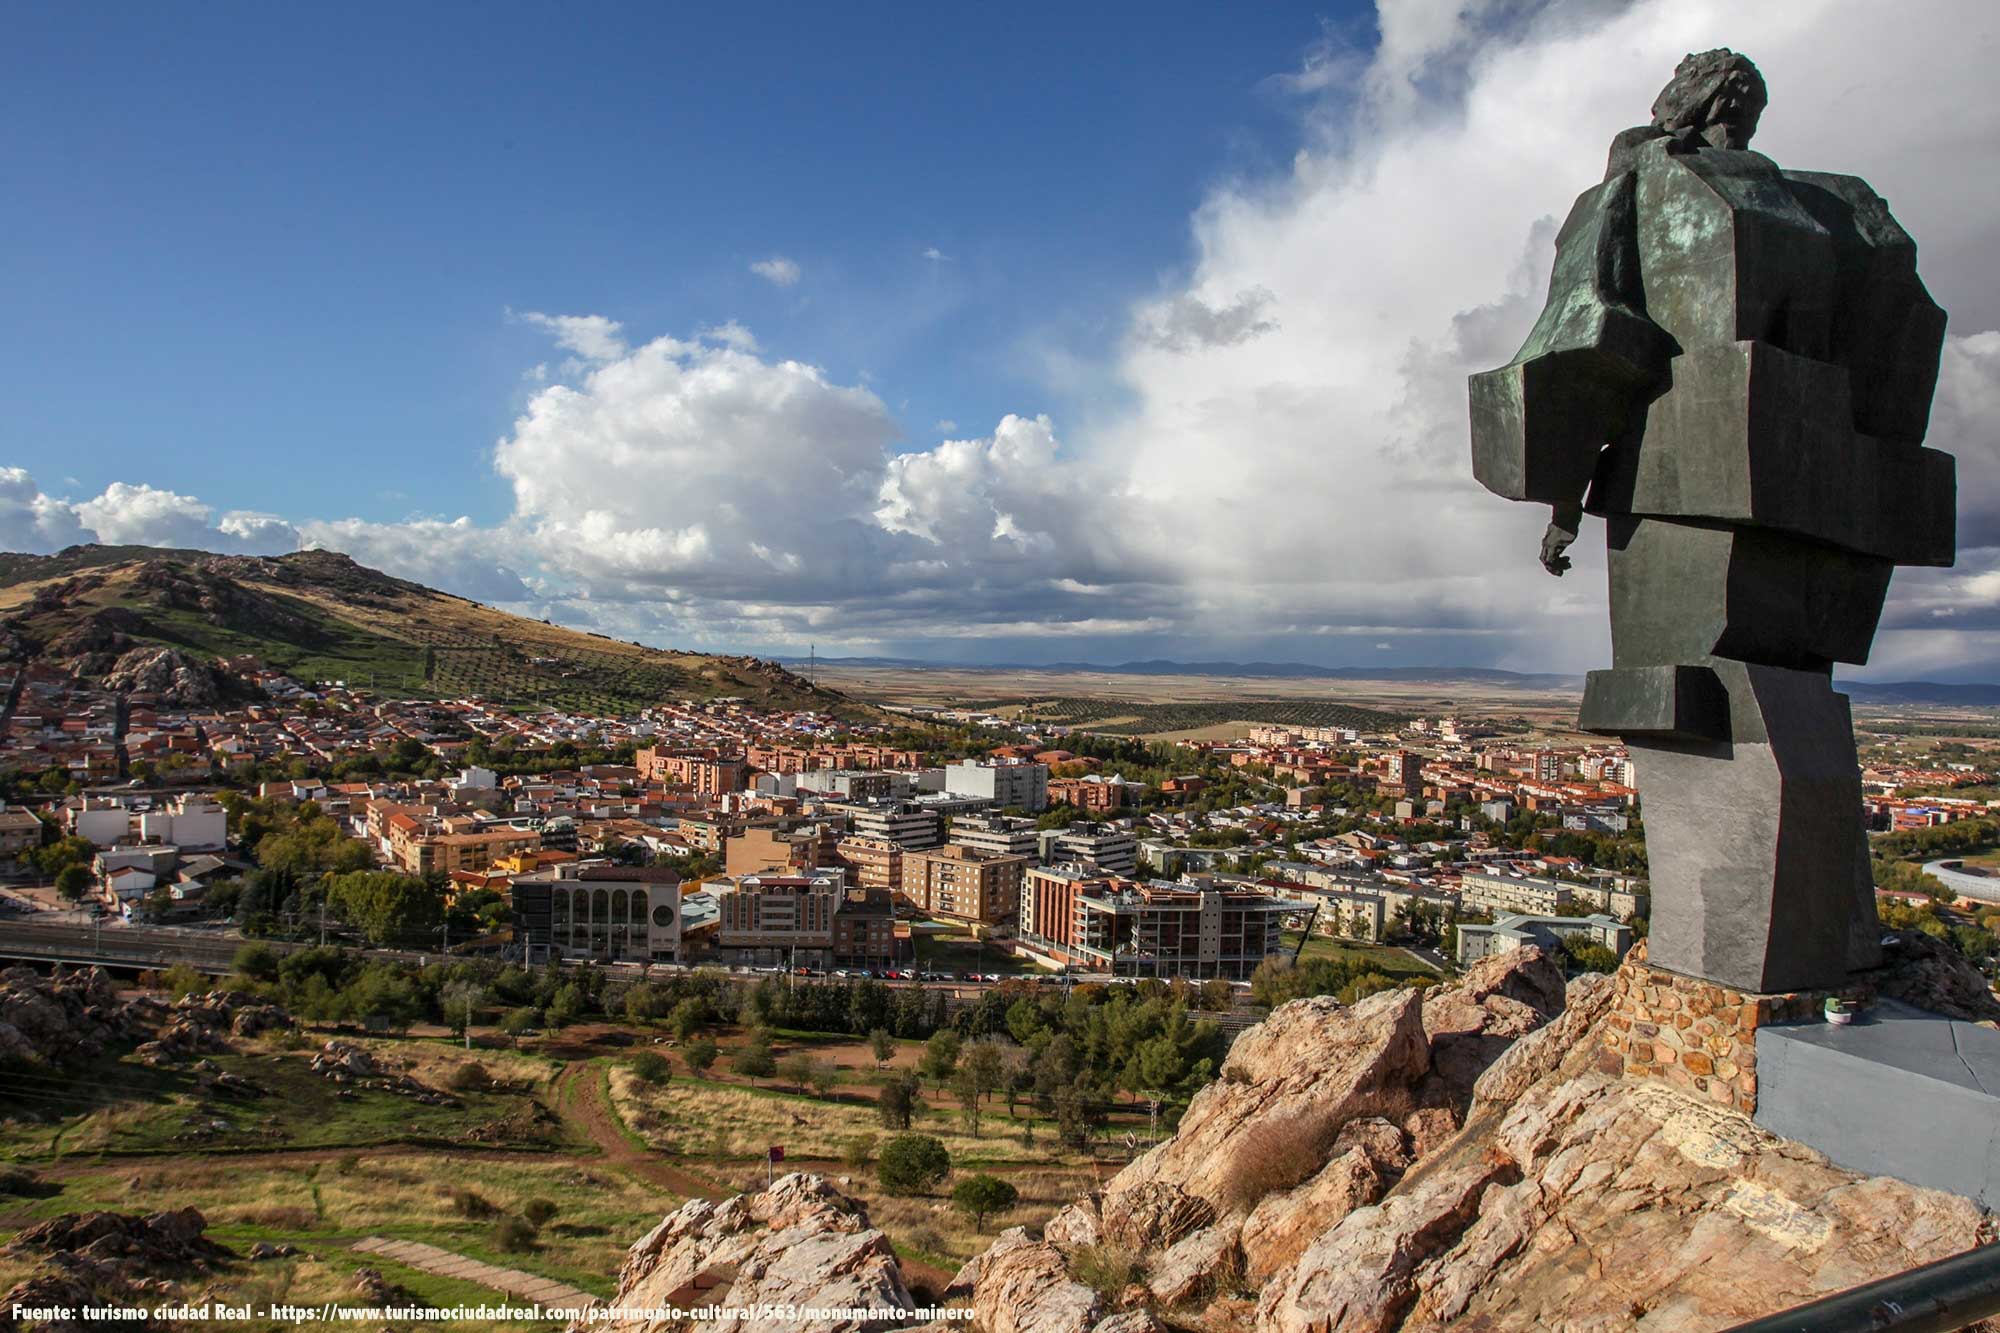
top-left (8, 0), bottom-right (1997, 677)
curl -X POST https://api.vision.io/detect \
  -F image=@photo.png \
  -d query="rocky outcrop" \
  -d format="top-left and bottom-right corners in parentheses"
top-left (945, 943), bottom-right (2000, 1332)
top-left (0, 966), bottom-right (140, 1067)
top-left (132, 988), bottom-right (293, 1066)
top-left (2, 1208), bottom-right (232, 1332)
top-left (578, 1173), bottom-right (915, 1333)
top-left (97, 646), bottom-right (230, 706)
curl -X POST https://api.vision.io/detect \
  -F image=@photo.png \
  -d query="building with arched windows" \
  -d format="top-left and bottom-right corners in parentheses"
top-left (510, 863), bottom-right (683, 963)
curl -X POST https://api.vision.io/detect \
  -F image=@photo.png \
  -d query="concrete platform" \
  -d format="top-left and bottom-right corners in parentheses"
top-left (1755, 999), bottom-right (2000, 1207)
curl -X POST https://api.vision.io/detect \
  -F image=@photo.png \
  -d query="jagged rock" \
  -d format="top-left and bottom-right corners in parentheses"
top-left (1144, 1223), bottom-right (1242, 1307)
top-left (1469, 970), bottom-right (1617, 1111)
top-left (950, 1228), bottom-right (1101, 1333)
top-left (1240, 1148), bottom-right (1386, 1280)
top-left (1091, 1314), bottom-right (1168, 1333)
top-left (248, 1240), bottom-right (296, 1260)
top-left (0, 966), bottom-right (137, 1066)
top-left (578, 1173), bottom-right (911, 1332)
top-left (1878, 928), bottom-right (2000, 1022)
top-left (1110, 987), bottom-right (1431, 1220)
top-left (1043, 1182), bottom-right (1216, 1255)
top-left (1258, 1148), bottom-right (1520, 1333)
top-left (98, 646), bottom-right (228, 706)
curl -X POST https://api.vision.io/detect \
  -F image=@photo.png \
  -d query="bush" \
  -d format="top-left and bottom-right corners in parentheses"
top-left (493, 1214), bottom-right (537, 1253)
top-left (1215, 1110), bottom-right (1340, 1211)
top-left (450, 1188), bottom-right (496, 1219)
top-left (877, 1133), bottom-right (951, 1196)
top-left (839, 1133), bottom-right (877, 1170)
top-left (683, 1036), bottom-right (719, 1077)
top-left (448, 1061), bottom-right (494, 1092)
top-left (159, 962), bottom-right (205, 999)
top-left (629, 1051), bottom-right (672, 1085)
top-left (334, 1152), bottom-right (362, 1176)
top-left (520, 1198), bottom-right (559, 1227)
top-left (877, 1074), bottom-right (921, 1130)
top-left (499, 1007), bottom-right (541, 1036)
top-left (1069, 1245), bottom-right (1142, 1299)
top-left (950, 1173), bottom-right (1019, 1229)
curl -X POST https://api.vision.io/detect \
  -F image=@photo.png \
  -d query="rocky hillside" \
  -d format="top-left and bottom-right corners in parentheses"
top-left (0, 544), bottom-right (851, 714)
top-left (588, 941), bottom-right (2000, 1333)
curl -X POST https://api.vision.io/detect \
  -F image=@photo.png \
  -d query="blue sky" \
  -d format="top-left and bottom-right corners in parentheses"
top-left (5, 2), bottom-right (1352, 524)
top-left (4, 1), bottom-right (1998, 679)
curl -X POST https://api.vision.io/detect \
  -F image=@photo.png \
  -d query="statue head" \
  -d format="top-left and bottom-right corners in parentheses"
top-left (1650, 49), bottom-right (1766, 149)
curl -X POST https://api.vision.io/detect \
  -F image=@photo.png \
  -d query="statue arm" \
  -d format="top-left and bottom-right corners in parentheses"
top-left (1469, 170), bottom-right (1679, 573)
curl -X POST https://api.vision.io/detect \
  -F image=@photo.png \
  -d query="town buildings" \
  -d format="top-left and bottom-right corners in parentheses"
top-left (510, 862), bottom-right (684, 963)
top-left (900, 844), bottom-right (1030, 924)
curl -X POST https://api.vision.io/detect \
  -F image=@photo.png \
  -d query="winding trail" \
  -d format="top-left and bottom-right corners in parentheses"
top-left (551, 1060), bottom-right (724, 1201)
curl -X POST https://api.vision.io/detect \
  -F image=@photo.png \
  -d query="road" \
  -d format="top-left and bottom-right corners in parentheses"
top-left (0, 919), bottom-right (1268, 1034)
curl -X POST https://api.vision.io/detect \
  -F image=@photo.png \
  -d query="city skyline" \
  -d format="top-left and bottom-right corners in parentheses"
top-left (5, 0), bottom-right (1997, 679)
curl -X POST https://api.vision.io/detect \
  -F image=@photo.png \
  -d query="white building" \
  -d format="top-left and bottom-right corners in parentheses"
top-left (943, 759), bottom-right (1049, 813)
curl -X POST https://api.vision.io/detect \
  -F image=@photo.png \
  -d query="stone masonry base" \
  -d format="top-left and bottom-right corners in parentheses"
top-left (1598, 940), bottom-right (1877, 1115)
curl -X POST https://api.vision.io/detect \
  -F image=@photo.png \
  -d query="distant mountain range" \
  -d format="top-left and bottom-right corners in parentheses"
top-left (782, 655), bottom-right (2000, 706)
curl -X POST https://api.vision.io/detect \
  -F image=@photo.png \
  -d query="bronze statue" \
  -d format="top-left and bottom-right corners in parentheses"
top-left (1469, 50), bottom-right (1956, 992)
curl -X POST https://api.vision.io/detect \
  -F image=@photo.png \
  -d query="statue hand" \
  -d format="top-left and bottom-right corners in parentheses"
top-left (1539, 521), bottom-right (1577, 576)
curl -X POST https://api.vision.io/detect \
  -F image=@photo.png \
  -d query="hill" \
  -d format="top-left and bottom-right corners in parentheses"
top-left (0, 544), bottom-right (851, 715)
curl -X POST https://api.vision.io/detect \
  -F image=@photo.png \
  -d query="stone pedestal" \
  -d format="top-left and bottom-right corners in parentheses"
top-left (1598, 942), bottom-right (1872, 1115)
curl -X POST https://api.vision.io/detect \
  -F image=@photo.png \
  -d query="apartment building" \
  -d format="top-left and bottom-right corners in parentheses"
top-left (1042, 823), bottom-right (1139, 876)
top-left (1047, 774), bottom-right (1132, 813)
top-left (724, 822), bottom-right (842, 877)
top-left (635, 747), bottom-right (748, 798)
top-left (943, 758), bottom-right (1049, 812)
top-left (901, 843), bottom-right (1030, 924)
top-left (1458, 869), bottom-right (1575, 918)
top-left (845, 800), bottom-right (946, 849)
top-left (714, 873), bottom-right (904, 967)
top-left (394, 825), bottom-right (541, 877)
top-left (1022, 875), bottom-right (1290, 980)
top-left (1456, 912), bottom-right (1633, 965)
top-left (836, 835), bottom-right (904, 895)
top-left (949, 813), bottom-right (1041, 859)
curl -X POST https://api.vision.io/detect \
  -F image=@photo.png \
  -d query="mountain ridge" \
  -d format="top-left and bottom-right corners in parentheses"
top-left (0, 544), bottom-right (852, 716)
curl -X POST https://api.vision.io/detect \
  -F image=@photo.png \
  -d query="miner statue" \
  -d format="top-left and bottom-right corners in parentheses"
top-left (1468, 50), bottom-right (1956, 994)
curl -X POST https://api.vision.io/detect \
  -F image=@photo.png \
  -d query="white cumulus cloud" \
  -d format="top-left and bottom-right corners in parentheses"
top-left (749, 257), bottom-right (801, 287)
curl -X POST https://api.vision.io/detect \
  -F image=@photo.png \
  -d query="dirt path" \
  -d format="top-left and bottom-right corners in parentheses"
top-left (553, 1060), bottom-right (725, 1201)
top-left (352, 1235), bottom-right (599, 1312)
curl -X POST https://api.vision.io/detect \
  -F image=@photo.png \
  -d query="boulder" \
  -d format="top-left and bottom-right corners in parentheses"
top-left (578, 1173), bottom-right (912, 1333)
top-left (950, 1229), bottom-right (1102, 1333)
top-left (1239, 1148), bottom-right (1386, 1280)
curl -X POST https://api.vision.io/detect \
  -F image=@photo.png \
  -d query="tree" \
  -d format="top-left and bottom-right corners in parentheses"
top-left (324, 870), bottom-right (442, 947)
top-left (666, 998), bottom-right (705, 1041)
top-left (868, 1027), bottom-right (896, 1068)
top-left (629, 1051), bottom-right (672, 1085)
top-left (950, 1174), bottom-right (1019, 1230)
top-left (878, 1073), bottom-right (921, 1130)
top-left (547, 982), bottom-right (588, 1027)
top-left (877, 1133), bottom-right (951, 1196)
top-left (778, 1050), bottom-right (817, 1094)
top-left (54, 864), bottom-right (91, 903)
top-left (683, 1036), bottom-right (719, 1077)
top-left (232, 942), bottom-right (280, 984)
top-left (807, 1059), bottom-right (839, 1098)
top-left (440, 981), bottom-right (486, 1040)
top-left (963, 1039), bottom-right (1007, 1103)
top-left (952, 1068), bottom-right (983, 1137)
top-left (919, 1029), bottom-right (962, 1085)
top-left (733, 1031), bottom-right (777, 1084)
top-left (840, 1133), bottom-right (877, 1170)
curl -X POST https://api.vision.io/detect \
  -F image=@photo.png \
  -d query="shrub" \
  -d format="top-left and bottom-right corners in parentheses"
top-left (159, 962), bottom-right (205, 999)
top-left (0, 1166), bottom-right (56, 1198)
top-left (450, 1187), bottom-right (496, 1219)
top-left (499, 1007), bottom-right (541, 1036)
top-left (878, 1073), bottom-right (922, 1130)
top-left (629, 1051), bottom-right (672, 1085)
top-left (520, 1198), bottom-right (558, 1227)
top-left (448, 1061), bottom-right (494, 1092)
top-left (950, 1173), bottom-right (1019, 1229)
top-left (839, 1133), bottom-right (877, 1170)
top-left (877, 1133), bottom-right (951, 1196)
top-left (334, 1152), bottom-right (362, 1176)
top-left (682, 1036), bottom-right (719, 1077)
top-left (1215, 1111), bottom-right (1340, 1212)
top-left (1069, 1245), bottom-right (1142, 1299)
top-left (233, 942), bottom-right (281, 984)
top-left (492, 1215), bottom-right (537, 1253)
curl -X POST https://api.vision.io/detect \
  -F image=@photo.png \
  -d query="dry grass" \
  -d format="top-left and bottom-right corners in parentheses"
top-left (339, 1038), bottom-right (558, 1093)
top-left (607, 1067), bottom-right (1083, 1166)
top-left (1215, 1109), bottom-right (1343, 1212)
